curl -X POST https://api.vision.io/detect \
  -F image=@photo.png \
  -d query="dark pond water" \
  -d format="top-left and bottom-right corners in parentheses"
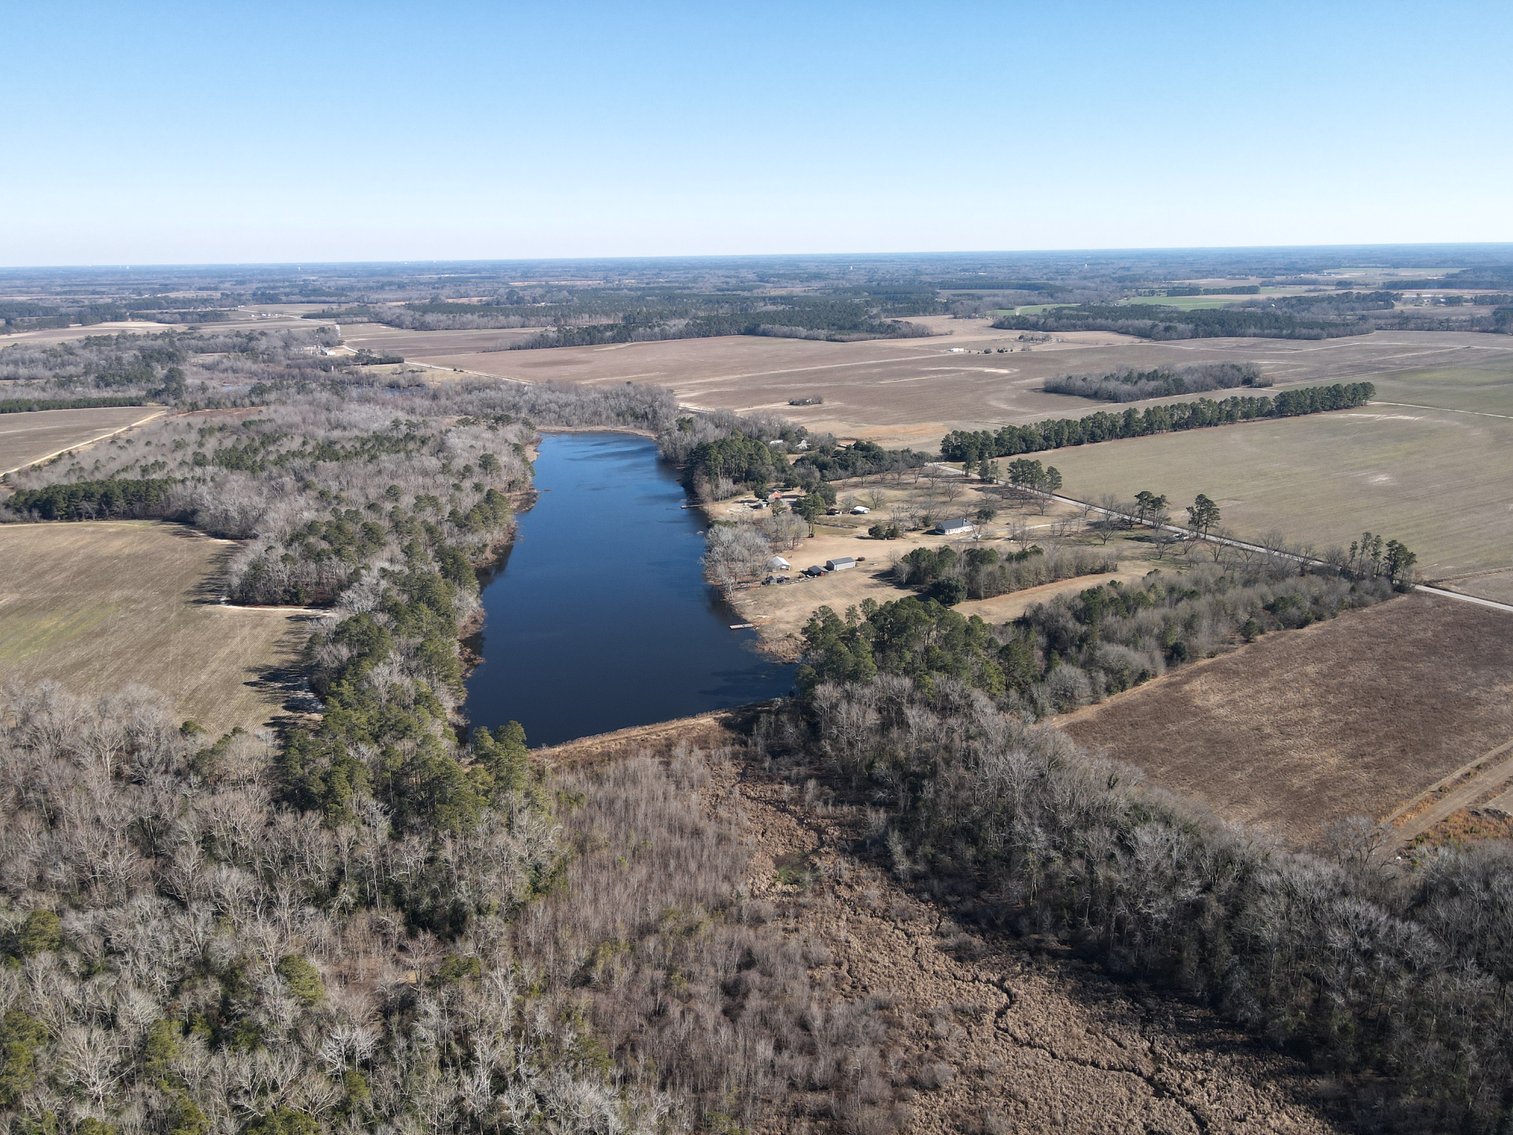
top-left (463, 432), bottom-right (795, 746)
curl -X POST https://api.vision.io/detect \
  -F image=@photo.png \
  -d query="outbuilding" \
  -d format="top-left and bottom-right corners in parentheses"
top-left (849, 505), bottom-right (870, 515)
top-left (825, 556), bottom-right (857, 572)
top-left (934, 518), bottom-right (974, 536)
top-left (766, 556), bottom-right (791, 571)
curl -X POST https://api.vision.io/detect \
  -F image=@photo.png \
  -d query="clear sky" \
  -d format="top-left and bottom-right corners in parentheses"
top-left (3, 0), bottom-right (1510, 265)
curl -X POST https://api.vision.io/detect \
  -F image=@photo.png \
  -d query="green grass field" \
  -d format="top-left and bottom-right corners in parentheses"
top-left (1367, 360), bottom-right (1513, 417)
top-left (1046, 404), bottom-right (1513, 593)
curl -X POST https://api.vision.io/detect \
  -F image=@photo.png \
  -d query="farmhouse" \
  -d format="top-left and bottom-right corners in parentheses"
top-left (934, 518), bottom-right (975, 536)
top-left (825, 556), bottom-right (857, 572)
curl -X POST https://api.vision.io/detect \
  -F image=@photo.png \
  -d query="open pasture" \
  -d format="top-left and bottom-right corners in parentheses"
top-left (1059, 594), bottom-right (1513, 847)
top-left (345, 320), bottom-right (1513, 448)
top-left (0, 521), bottom-right (309, 734)
top-left (1045, 399), bottom-right (1513, 594)
top-left (0, 405), bottom-right (162, 475)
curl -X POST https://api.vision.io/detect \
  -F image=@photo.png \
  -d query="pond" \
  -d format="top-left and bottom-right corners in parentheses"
top-left (463, 432), bottom-right (795, 746)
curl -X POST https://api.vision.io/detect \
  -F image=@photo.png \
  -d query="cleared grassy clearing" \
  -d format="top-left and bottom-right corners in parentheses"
top-left (0, 405), bottom-right (161, 475)
top-left (0, 520), bottom-right (309, 734)
top-left (1060, 594), bottom-right (1513, 847)
top-left (1046, 403), bottom-right (1513, 590)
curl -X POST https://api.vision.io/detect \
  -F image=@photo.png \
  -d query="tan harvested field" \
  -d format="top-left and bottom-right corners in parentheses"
top-left (343, 321), bottom-right (1513, 447)
top-left (1059, 594), bottom-right (1513, 847)
top-left (1046, 401), bottom-right (1513, 592)
top-left (0, 405), bottom-right (163, 475)
top-left (0, 521), bottom-right (311, 735)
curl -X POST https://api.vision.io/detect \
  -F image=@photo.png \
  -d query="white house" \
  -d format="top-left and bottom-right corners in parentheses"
top-left (935, 518), bottom-right (974, 536)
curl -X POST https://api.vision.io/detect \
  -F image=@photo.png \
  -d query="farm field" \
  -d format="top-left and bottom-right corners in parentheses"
top-left (343, 320), bottom-right (1513, 448)
top-left (1367, 355), bottom-right (1513, 416)
top-left (0, 521), bottom-right (310, 734)
top-left (1059, 593), bottom-right (1513, 847)
top-left (0, 405), bottom-right (162, 475)
top-left (1044, 401), bottom-right (1513, 594)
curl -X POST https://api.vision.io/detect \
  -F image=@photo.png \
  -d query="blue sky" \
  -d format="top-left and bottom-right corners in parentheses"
top-left (3, 0), bottom-right (1509, 265)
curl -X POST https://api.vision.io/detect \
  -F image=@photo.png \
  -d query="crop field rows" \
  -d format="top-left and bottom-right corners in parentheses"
top-left (1060, 593), bottom-right (1513, 847)
top-left (0, 521), bottom-right (309, 734)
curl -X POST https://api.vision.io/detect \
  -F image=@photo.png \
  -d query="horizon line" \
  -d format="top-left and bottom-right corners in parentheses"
top-left (4, 240), bottom-right (1513, 273)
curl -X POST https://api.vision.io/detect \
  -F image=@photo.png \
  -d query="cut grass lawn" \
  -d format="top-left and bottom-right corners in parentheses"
top-left (0, 405), bottom-right (162, 475)
top-left (0, 520), bottom-right (311, 734)
top-left (1059, 593), bottom-right (1513, 848)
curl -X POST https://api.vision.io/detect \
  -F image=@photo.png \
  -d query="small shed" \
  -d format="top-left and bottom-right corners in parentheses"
top-left (766, 556), bottom-right (791, 571)
top-left (849, 505), bottom-right (870, 515)
top-left (935, 518), bottom-right (974, 536)
top-left (825, 556), bottom-right (857, 572)
top-left (803, 565), bottom-right (827, 577)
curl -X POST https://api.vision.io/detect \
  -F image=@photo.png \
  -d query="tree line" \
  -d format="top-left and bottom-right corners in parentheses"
top-left (0, 394), bottom-right (146, 414)
top-left (1044, 361), bottom-right (1268, 402)
top-left (993, 302), bottom-right (1374, 340)
top-left (941, 382), bottom-right (1376, 462)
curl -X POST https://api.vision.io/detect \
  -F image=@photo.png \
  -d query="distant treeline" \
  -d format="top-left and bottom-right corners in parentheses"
top-left (1388, 265), bottom-right (1513, 290)
top-left (1162, 284), bottom-right (1261, 296)
top-left (941, 382), bottom-right (1374, 461)
top-left (506, 307), bottom-right (933, 349)
top-left (1044, 362), bottom-right (1268, 402)
top-left (0, 394), bottom-right (145, 413)
top-left (0, 296), bottom-right (235, 333)
top-left (994, 303), bottom-right (1373, 340)
top-left (306, 287), bottom-right (943, 345)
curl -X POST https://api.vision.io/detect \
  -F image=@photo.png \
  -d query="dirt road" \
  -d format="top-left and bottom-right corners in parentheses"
top-left (1383, 738), bottom-right (1513, 853)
